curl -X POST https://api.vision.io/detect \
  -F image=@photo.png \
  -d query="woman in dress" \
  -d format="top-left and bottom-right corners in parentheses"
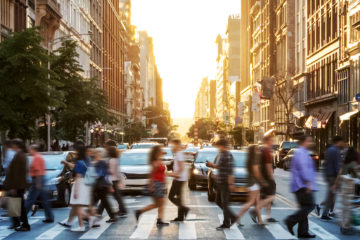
top-left (235, 145), bottom-right (267, 225)
top-left (59, 142), bottom-right (92, 232)
top-left (135, 145), bottom-right (169, 226)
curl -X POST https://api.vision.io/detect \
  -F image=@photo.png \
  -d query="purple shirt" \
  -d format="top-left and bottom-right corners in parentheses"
top-left (290, 146), bottom-right (317, 192)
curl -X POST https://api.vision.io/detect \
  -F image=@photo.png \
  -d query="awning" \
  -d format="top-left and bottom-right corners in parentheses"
top-left (304, 111), bottom-right (334, 129)
top-left (339, 110), bottom-right (358, 121)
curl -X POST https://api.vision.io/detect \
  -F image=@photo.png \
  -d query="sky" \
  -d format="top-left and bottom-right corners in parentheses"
top-left (131, 0), bottom-right (240, 118)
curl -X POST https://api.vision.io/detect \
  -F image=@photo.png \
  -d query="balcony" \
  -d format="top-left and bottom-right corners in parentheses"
top-left (37, 0), bottom-right (61, 18)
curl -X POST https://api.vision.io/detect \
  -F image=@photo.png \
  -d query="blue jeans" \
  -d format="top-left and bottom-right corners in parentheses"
top-left (25, 177), bottom-right (54, 220)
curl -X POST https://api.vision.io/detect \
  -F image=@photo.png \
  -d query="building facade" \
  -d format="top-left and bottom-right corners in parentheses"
top-left (0, 0), bottom-right (27, 41)
top-left (89, 0), bottom-right (102, 87)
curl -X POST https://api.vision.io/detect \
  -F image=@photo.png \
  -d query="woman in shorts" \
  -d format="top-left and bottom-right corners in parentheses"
top-left (135, 145), bottom-right (169, 226)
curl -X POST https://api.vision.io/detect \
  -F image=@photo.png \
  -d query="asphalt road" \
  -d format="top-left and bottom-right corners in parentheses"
top-left (0, 168), bottom-right (359, 240)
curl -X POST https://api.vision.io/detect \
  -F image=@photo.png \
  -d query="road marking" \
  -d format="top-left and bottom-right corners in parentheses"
top-left (309, 221), bottom-right (339, 240)
top-left (129, 214), bottom-right (156, 239)
top-left (218, 214), bottom-right (245, 240)
top-left (265, 223), bottom-right (297, 239)
top-left (36, 218), bottom-right (68, 239)
top-left (0, 219), bottom-right (39, 240)
top-left (79, 217), bottom-right (113, 239)
top-left (125, 199), bottom-right (138, 204)
top-left (179, 214), bottom-right (197, 239)
top-left (200, 193), bottom-right (207, 197)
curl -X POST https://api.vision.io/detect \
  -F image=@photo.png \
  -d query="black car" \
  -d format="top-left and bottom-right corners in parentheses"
top-left (275, 141), bottom-right (298, 168)
top-left (282, 149), bottom-right (320, 171)
top-left (188, 148), bottom-right (219, 190)
top-left (207, 150), bottom-right (248, 202)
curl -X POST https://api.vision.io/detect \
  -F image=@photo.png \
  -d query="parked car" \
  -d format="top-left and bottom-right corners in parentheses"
top-left (117, 143), bottom-right (129, 150)
top-left (130, 142), bottom-right (159, 149)
top-left (162, 147), bottom-right (174, 170)
top-left (282, 149), bottom-right (320, 171)
top-left (118, 149), bottom-right (151, 192)
top-left (188, 148), bottom-right (219, 190)
top-left (275, 141), bottom-right (299, 168)
top-left (207, 150), bottom-right (248, 202)
top-left (184, 146), bottom-right (200, 162)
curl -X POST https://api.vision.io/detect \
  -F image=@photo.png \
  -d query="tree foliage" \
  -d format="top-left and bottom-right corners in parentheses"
top-left (144, 106), bottom-right (172, 137)
top-left (124, 121), bottom-right (147, 144)
top-left (187, 118), bottom-right (217, 141)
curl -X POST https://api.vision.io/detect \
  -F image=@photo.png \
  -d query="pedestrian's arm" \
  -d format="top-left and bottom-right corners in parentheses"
top-left (61, 160), bottom-right (75, 169)
top-left (252, 164), bottom-right (268, 186)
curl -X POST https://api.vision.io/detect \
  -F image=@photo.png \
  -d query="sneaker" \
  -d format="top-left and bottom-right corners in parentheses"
top-left (8, 224), bottom-right (19, 230)
top-left (135, 210), bottom-right (141, 223)
top-left (183, 207), bottom-right (190, 219)
top-left (249, 210), bottom-right (257, 223)
top-left (315, 204), bottom-right (321, 216)
top-left (266, 218), bottom-right (278, 223)
top-left (70, 226), bottom-right (86, 232)
top-left (156, 219), bottom-right (170, 226)
top-left (321, 215), bottom-right (332, 220)
top-left (42, 219), bottom-right (54, 223)
top-left (58, 221), bottom-right (72, 228)
top-left (170, 217), bottom-right (184, 222)
top-left (106, 218), bottom-right (117, 223)
top-left (89, 216), bottom-right (96, 228)
top-left (329, 212), bottom-right (337, 218)
top-left (216, 224), bottom-right (230, 230)
top-left (15, 225), bottom-right (30, 232)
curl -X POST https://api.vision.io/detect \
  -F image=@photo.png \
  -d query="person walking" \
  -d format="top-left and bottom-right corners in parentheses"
top-left (91, 148), bottom-right (116, 223)
top-left (285, 135), bottom-right (316, 239)
top-left (98, 146), bottom-right (127, 217)
top-left (135, 145), bottom-right (169, 226)
top-left (235, 145), bottom-right (266, 226)
top-left (58, 141), bottom-right (92, 232)
top-left (4, 139), bottom-right (30, 231)
top-left (24, 145), bottom-right (54, 223)
top-left (2, 140), bottom-right (15, 172)
top-left (321, 136), bottom-right (344, 220)
top-left (206, 139), bottom-right (237, 230)
top-left (168, 139), bottom-right (190, 222)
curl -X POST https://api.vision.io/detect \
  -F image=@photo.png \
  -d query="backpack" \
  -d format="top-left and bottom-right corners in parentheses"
top-left (84, 164), bottom-right (98, 186)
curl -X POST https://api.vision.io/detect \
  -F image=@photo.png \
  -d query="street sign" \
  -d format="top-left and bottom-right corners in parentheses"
top-left (356, 93), bottom-right (360, 102)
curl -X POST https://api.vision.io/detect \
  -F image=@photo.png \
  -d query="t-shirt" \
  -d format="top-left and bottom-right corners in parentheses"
top-left (247, 152), bottom-right (260, 187)
top-left (151, 164), bottom-right (166, 182)
top-left (30, 153), bottom-right (46, 177)
top-left (260, 147), bottom-right (273, 181)
top-left (95, 160), bottom-right (109, 177)
top-left (173, 151), bottom-right (187, 182)
top-left (74, 160), bottom-right (88, 177)
top-left (108, 158), bottom-right (119, 181)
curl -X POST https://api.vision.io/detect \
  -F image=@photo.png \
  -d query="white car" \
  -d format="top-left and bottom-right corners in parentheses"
top-left (119, 149), bottom-right (151, 191)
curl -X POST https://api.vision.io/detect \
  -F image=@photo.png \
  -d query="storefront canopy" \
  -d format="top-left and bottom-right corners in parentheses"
top-left (339, 110), bottom-right (358, 121)
top-left (304, 111), bottom-right (334, 129)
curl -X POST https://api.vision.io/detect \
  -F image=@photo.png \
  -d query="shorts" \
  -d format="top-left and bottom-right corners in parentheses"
top-left (261, 180), bottom-right (276, 196)
top-left (248, 183), bottom-right (260, 191)
top-left (152, 180), bottom-right (167, 198)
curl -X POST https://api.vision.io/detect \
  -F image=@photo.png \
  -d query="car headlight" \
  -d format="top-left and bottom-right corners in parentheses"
top-left (46, 177), bottom-right (60, 186)
top-left (193, 169), bottom-right (200, 175)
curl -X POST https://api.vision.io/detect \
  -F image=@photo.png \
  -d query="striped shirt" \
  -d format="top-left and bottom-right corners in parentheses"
top-left (216, 150), bottom-right (234, 184)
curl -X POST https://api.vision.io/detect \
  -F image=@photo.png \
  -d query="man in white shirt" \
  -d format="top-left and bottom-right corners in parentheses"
top-left (169, 139), bottom-right (190, 222)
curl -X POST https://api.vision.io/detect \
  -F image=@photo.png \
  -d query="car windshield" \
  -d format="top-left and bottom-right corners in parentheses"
top-left (163, 148), bottom-right (173, 157)
top-left (281, 142), bottom-right (298, 149)
top-left (185, 147), bottom-right (199, 153)
top-left (43, 154), bottom-right (65, 170)
top-left (195, 151), bottom-right (218, 163)
top-left (120, 152), bottom-right (148, 165)
top-left (131, 144), bottom-right (155, 149)
top-left (232, 152), bottom-right (247, 167)
top-left (118, 145), bottom-right (127, 149)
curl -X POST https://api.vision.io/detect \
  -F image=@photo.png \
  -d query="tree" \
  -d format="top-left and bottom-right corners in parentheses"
top-left (0, 28), bottom-right (62, 140)
top-left (124, 121), bottom-right (147, 144)
top-left (187, 118), bottom-right (217, 141)
top-left (50, 39), bottom-right (117, 141)
top-left (144, 106), bottom-right (172, 137)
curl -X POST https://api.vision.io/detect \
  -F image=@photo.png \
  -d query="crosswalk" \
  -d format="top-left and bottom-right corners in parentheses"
top-left (0, 214), bottom-right (343, 240)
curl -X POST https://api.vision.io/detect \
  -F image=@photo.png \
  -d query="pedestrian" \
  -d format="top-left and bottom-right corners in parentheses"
top-left (235, 145), bottom-right (266, 226)
top-left (91, 148), bottom-right (116, 223)
top-left (284, 135), bottom-right (316, 238)
top-left (24, 145), bottom-right (54, 224)
top-left (252, 135), bottom-right (277, 223)
top-left (58, 141), bottom-right (92, 232)
top-left (206, 139), bottom-right (237, 230)
top-left (168, 139), bottom-right (190, 222)
top-left (135, 145), bottom-right (169, 226)
top-left (2, 140), bottom-right (15, 172)
top-left (98, 146), bottom-right (127, 217)
top-left (4, 139), bottom-right (30, 231)
top-left (321, 136), bottom-right (344, 220)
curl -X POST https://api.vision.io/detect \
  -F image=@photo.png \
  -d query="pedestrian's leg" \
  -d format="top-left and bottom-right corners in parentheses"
top-left (157, 198), bottom-right (166, 220)
top-left (221, 185), bottom-right (234, 226)
top-left (168, 180), bottom-right (179, 206)
top-left (254, 191), bottom-right (264, 224)
top-left (99, 188), bottom-right (115, 219)
top-left (322, 179), bottom-right (335, 217)
top-left (24, 183), bottom-right (40, 214)
top-left (297, 193), bottom-right (315, 236)
top-left (39, 188), bottom-right (54, 221)
top-left (19, 190), bottom-right (29, 228)
top-left (67, 206), bottom-right (76, 223)
top-left (215, 186), bottom-right (223, 210)
top-left (112, 181), bottom-right (126, 214)
top-left (236, 190), bottom-right (257, 219)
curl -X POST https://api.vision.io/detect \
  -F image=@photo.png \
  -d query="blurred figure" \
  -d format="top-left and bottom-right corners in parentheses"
top-left (285, 135), bottom-right (316, 238)
top-left (341, 147), bottom-right (359, 178)
top-left (321, 136), bottom-right (344, 220)
top-left (2, 140), bottom-right (15, 172)
top-left (4, 139), bottom-right (29, 231)
top-left (135, 145), bottom-right (169, 226)
top-left (91, 148), bottom-right (116, 223)
top-left (25, 145), bottom-right (54, 223)
top-left (169, 139), bottom-right (189, 222)
top-left (206, 139), bottom-right (236, 230)
top-left (256, 135), bottom-right (277, 223)
top-left (59, 141), bottom-right (91, 232)
top-left (235, 145), bottom-right (266, 225)
top-left (104, 139), bottom-right (117, 153)
top-left (98, 146), bottom-right (127, 217)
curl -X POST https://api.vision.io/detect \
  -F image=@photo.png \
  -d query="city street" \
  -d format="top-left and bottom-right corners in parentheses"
top-left (0, 169), bottom-right (357, 240)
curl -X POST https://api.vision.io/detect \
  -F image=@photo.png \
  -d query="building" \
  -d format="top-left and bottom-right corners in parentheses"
top-left (102, 0), bottom-right (126, 121)
top-left (89, 0), bottom-right (103, 87)
top-left (249, 0), bottom-right (276, 143)
top-left (209, 80), bottom-right (217, 119)
top-left (305, 0), bottom-right (339, 156)
top-left (215, 34), bottom-right (228, 122)
top-left (155, 66), bottom-right (163, 109)
top-left (0, 0), bottom-right (28, 41)
top-left (194, 77), bottom-right (210, 119)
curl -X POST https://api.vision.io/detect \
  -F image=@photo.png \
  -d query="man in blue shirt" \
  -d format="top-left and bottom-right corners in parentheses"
top-left (321, 136), bottom-right (344, 220)
top-left (285, 135), bottom-right (316, 238)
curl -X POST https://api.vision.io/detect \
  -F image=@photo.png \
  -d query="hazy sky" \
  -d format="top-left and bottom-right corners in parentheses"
top-left (132, 0), bottom-right (240, 118)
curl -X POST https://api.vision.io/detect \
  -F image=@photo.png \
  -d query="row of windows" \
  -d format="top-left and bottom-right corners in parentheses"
top-left (307, 0), bottom-right (336, 16)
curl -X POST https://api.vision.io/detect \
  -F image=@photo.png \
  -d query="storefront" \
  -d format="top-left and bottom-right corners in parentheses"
top-left (339, 110), bottom-right (359, 149)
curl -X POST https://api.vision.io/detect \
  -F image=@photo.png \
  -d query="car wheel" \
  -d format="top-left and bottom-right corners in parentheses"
top-left (188, 179), bottom-right (196, 190)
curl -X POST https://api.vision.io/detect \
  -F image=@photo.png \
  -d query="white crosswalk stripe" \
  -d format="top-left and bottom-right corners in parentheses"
top-left (36, 218), bottom-right (68, 240)
top-left (79, 217), bottom-right (113, 239)
top-left (218, 214), bottom-right (245, 240)
top-left (178, 214), bottom-right (197, 239)
top-left (129, 214), bottom-right (157, 239)
top-left (0, 219), bottom-right (39, 240)
top-left (265, 223), bottom-right (297, 240)
top-left (309, 221), bottom-right (339, 240)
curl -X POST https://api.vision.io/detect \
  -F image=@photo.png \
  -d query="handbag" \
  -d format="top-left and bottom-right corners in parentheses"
top-left (6, 197), bottom-right (21, 217)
